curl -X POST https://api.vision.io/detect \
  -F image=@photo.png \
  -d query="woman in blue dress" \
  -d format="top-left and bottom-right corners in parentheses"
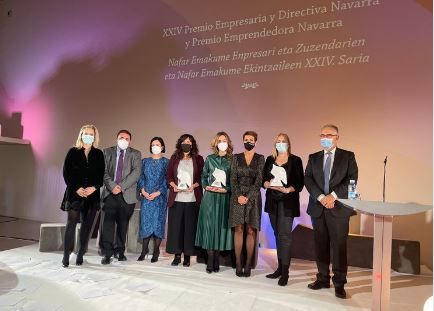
top-left (137, 137), bottom-right (169, 262)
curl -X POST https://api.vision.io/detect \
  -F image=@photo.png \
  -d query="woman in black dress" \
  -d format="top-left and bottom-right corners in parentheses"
top-left (263, 133), bottom-right (304, 286)
top-left (229, 131), bottom-right (265, 277)
top-left (62, 124), bottom-right (105, 267)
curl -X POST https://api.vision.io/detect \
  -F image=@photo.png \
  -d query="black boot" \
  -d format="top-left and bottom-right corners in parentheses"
top-left (183, 255), bottom-right (190, 267)
top-left (206, 251), bottom-right (214, 273)
top-left (171, 254), bottom-right (181, 266)
top-left (266, 259), bottom-right (282, 279)
top-left (213, 251), bottom-right (220, 272)
top-left (278, 265), bottom-right (289, 286)
top-left (76, 251), bottom-right (84, 266)
top-left (62, 252), bottom-right (70, 268)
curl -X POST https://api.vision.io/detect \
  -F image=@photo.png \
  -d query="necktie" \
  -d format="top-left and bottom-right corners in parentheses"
top-left (115, 150), bottom-right (124, 184)
top-left (324, 151), bottom-right (332, 194)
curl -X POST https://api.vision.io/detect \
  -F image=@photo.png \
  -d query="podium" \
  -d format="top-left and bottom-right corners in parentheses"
top-left (339, 199), bottom-right (432, 311)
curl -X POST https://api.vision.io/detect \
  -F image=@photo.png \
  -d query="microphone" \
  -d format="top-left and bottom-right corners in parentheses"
top-left (383, 156), bottom-right (388, 202)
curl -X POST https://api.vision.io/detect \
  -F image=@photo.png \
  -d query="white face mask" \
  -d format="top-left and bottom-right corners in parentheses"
top-left (151, 145), bottom-right (162, 155)
top-left (117, 139), bottom-right (129, 150)
top-left (275, 142), bottom-right (288, 153)
top-left (82, 134), bottom-right (94, 145)
top-left (217, 142), bottom-right (228, 152)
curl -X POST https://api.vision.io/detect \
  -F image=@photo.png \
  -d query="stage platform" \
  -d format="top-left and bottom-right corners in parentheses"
top-left (0, 242), bottom-right (431, 311)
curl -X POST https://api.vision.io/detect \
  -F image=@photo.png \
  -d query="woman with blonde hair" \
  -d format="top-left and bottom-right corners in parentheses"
top-left (195, 132), bottom-right (234, 273)
top-left (61, 124), bottom-right (105, 267)
top-left (263, 133), bottom-right (304, 285)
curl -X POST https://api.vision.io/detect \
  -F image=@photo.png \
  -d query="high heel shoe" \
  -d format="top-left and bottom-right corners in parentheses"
top-left (235, 265), bottom-right (243, 277)
top-left (151, 251), bottom-right (159, 263)
top-left (137, 247), bottom-right (149, 261)
top-left (243, 265), bottom-right (251, 277)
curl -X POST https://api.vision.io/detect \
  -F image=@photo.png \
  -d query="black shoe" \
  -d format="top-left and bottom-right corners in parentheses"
top-left (62, 255), bottom-right (69, 268)
top-left (266, 268), bottom-right (281, 279)
top-left (235, 268), bottom-right (244, 277)
top-left (183, 256), bottom-right (190, 267)
top-left (118, 254), bottom-right (127, 261)
top-left (101, 256), bottom-right (112, 265)
top-left (113, 252), bottom-right (119, 259)
top-left (243, 265), bottom-right (251, 277)
top-left (206, 267), bottom-right (213, 273)
top-left (151, 252), bottom-right (159, 263)
top-left (308, 280), bottom-right (330, 290)
top-left (171, 255), bottom-right (181, 266)
top-left (137, 254), bottom-right (146, 261)
top-left (278, 275), bottom-right (289, 286)
top-left (335, 287), bottom-right (347, 299)
top-left (76, 253), bottom-right (83, 266)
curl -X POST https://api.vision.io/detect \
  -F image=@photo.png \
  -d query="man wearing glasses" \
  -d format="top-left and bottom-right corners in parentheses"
top-left (304, 124), bottom-right (358, 299)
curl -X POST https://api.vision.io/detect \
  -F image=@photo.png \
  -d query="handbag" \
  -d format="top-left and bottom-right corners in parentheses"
top-left (60, 188), bottom-right (70, 211)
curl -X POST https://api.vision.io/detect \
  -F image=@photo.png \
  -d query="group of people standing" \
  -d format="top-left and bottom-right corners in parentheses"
top-left (61, 124), bottom-right (357, 299)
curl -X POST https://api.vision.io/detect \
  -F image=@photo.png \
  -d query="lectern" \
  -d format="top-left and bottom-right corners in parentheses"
top-left (339, 199), bottom-right (432, 311)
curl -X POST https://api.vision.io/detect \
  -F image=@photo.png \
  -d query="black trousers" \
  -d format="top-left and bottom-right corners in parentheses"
top-left (311, 209), bottom-right (350, 287)
top-left (268, 201), bottom-right (294, 265)
top-left (64, 200), bottom-right (97, 255)
top-left (166, 202), bottom-right (199, 256)
top-left (101, 194), bottom-right (135, 257)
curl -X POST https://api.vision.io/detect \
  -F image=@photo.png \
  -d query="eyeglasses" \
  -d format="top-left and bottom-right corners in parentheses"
top-left (320, 134), bottom-right (338, 138)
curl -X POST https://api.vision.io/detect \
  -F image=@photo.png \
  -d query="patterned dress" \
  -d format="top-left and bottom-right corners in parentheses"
top-left (138, 157), bottom-right (169, 239)
top-left (195, 154), bottom-right (233, 251)
top-left (229, 153), bottom-right (265, 230)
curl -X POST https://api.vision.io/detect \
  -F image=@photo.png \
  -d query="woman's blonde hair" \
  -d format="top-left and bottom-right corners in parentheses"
top-left (211, 131), bottom-right (233, 157)
top-left (272, 133), bottom-right (291, 159)
top-left (75, 124), bottom-right (100, 149)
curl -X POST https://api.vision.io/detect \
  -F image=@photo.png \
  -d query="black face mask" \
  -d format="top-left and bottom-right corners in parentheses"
top-left (244, 142), bottom-right (255, 151)
top-left (181, 143), bottom-right (192, 153)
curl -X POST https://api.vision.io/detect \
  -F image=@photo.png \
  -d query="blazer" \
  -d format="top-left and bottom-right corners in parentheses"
top-left (63, 146), bottom-right (105, 206)
top-left (101, 146), bottom-right (142, 204)
top-left (166, 154), bottom-right (204, 208)
top-left (263, 154), bottom-right (304, 217)
top-left (304, 147), bottom-right (358, 218)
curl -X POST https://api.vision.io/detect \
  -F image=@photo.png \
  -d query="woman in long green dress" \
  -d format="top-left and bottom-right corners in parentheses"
top-left (195, 132), bottom-right (234, 273)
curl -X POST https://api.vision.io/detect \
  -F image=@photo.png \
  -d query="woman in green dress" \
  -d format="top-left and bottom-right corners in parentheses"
top-left (195, 132), bottom-right (234, 273)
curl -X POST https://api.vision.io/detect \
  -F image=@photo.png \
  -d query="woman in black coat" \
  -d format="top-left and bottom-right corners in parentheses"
top-left (62, 124), bottom-right (105, 267)
top-left (263, 133), bottom-right (304, 286)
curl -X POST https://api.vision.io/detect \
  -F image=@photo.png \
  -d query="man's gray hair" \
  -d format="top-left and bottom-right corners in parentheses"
top-left (321, 124), bottom-right (339, 134)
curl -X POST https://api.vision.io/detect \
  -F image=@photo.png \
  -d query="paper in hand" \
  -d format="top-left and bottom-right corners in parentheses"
top-left (211, 168), bottom-right (226, 188)
top-left (270, 164), bottom-right (287, 187)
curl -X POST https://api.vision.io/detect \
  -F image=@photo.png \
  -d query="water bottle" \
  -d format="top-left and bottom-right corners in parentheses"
top-left (348, 180), bottom-right (357, 200)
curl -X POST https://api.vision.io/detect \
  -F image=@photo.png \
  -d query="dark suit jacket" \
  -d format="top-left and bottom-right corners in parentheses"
top-left (166, 154), bottom-right (204, 208)
top-left (63, 146), bottom-right (105, 206)
top-left (263, 154), bottom-right (304, 217)
top-left (101, 146), bottom-right (142, 204)
top-left (304, 148), bottom-right (358, 218)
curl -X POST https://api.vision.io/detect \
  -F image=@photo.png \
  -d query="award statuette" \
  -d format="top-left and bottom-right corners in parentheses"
top-left (211, 168), bottom-right (226, 188)
top-left (177, 170), bottom-right (191, 190)
top-left (270, 164), bottom-right (287, 187)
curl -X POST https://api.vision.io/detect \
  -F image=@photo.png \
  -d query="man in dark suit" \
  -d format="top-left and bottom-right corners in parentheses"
top-left (304, 124), bottom-right (358, 299)
top-left (100, 129), bottom-right (141, 264)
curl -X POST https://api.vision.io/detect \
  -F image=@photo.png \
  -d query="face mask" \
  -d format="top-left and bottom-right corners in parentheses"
top-left (82, 134), bottom-right (94, 145)
top-left (276, 142), bottom-right (288, 153)
top-left (151, 145), bottom-right (162, 155)
top-left (320, 138), bottom-right (333, 149)
top-left (181, 143), bottom-right (192, 153)
top-left (244, 142), bottom-right (255, 151)
top-left (117, 139), bottom-right (129, 150)
top-left (217, 142), bottom-right (228, 152)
